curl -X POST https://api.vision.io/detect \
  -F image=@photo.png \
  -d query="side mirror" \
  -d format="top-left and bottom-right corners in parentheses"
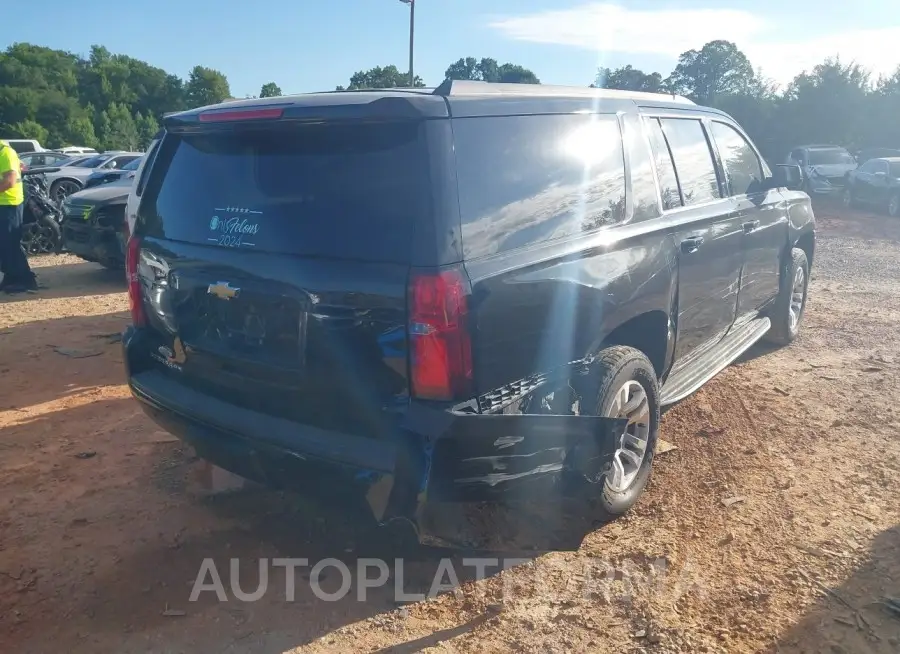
top-left (773, 164), bottom-right (804, 191)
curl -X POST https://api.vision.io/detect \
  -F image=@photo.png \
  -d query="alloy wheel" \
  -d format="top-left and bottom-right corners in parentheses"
top-left (20, 222), bottom-right (57, 255)
top-left (789, 265), bottom-right (806, 331)
top-left (604, 380), bottom-right (651, 493)
top-left (842, 188), bottom-right (853, 209)
top-left (53, 180), bottom-right (81, 204)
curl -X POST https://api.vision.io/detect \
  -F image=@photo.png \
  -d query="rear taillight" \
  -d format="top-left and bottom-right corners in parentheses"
top-left (408, 268), bottom-right (473, 401)
top-left (125, 236), bottom-right (146, 327)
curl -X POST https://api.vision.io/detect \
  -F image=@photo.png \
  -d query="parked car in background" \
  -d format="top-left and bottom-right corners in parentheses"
top-left (843, 157), bottom-right (900, 217)
top-left (3, 139), bottom-right (45, 153)
top-left (786, 145), bottom-right (857, 196)
top-left (83, 156), bottom-right (142, 189)
top-left (32, 151), bottom-right (143, 204)
top-left (61, 177), bottom-right (131, 269)
top-left (854, 147), bottom-right (900, 164)
top-left (55, 146), bottom-right (98, 156)
top-left (19, 151), bottom-right (73, 169)
top-left (121, 83), bottom-right (814, 548)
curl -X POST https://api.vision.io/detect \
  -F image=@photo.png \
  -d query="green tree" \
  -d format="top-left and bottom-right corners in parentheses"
top-left (779, 59), bottom-right (871, 152)
top-left (337, 65), bottom-right (424, 90)
top-left (259, 82), bottom-right (282, 98)
top-left (185, 65), bottom-right (231, 108)
top-left (666, 40), bottom-right (756, 104)
top-left (444, 57), bottom-right (540, 84)
top-left (60, 115), bottom-right (98, 149)
top-left (99, 102), bottom-right (139, 150)
top-left (135, 111), bottom-right (160, 149)
top-left (9, 119), bottom-right (48, 143)
top-left (594, 65), bottom-right (662, 92)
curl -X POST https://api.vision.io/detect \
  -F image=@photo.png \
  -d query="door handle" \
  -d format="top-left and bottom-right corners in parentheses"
top-left (680, 236), bottom-right (704, 253)
top-left (743, 220), bottom-right (761, 233)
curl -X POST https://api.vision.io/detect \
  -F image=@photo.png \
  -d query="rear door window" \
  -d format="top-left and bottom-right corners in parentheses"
top-left (139, 121), bottom-right (431, 263)
top-left (622, 114), bottom-right (661, 221)
top-left (453, 113), bottom-right (626, 259)
top-left (644, 118), bottom-right (682, 210)
top-left (660, 118), bottom-right (722, 206)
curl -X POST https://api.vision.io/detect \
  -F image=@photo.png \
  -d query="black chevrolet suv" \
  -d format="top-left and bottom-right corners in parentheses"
top-left (122, 82), bottom-right (814, 548)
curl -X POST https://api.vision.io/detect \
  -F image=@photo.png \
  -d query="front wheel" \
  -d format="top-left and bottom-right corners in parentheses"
top-left (20, 214), bottom-right (62, 255)
top-left (765, 248), bottom-right (810, 346)
top-left (888, 192), bottom-right (900, 218)
top-left (842, 186), bottom-right (856, 210)
top-left (582, 346), bottom-right (660, 519)
top-left (50, 179), bottom-right (82, 205)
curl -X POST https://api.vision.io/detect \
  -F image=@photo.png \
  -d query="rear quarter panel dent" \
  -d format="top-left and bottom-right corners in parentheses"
top-left (467, 229), bottom-right (677, 396)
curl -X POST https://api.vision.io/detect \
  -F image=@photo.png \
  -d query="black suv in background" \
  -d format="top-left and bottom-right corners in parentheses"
top-left (122, 82), bottom-right (814, 549)
top-left (843, 157), bottom-right (900, 217)
top-left (62, 178), bottom-right (132, 269)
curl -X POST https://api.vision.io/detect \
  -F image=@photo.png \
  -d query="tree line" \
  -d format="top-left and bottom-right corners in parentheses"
top-left (2, 40), bottom-right (898, 162)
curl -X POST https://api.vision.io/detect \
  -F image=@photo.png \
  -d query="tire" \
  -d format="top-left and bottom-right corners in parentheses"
top-left (842, 186), bottom-right (857, 210)
top-left (888, 192), bottom-right (900, 218)
top-left (765, 248), bottom-right (809, 346)
top-left (580, 345), bottom-right (660, 520)
top-left (20, 214), bottom-right (62, 255)
top-left (50, 179), bottom-right (82, 205)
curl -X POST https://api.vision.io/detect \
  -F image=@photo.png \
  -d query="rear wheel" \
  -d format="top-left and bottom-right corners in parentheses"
top-left (581, 346), bottom-right (660, 519)
top-left (765, 248), bottom-right (809, 346)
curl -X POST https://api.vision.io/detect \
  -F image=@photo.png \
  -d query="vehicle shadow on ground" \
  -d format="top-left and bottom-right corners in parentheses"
top-left (735, 340), bottom-right (782, 365)
top-left (3, 394), bottom-right (619, 653)
top-left (1, 259), bottom-right (123, 303)
top-left (0, 311), bottom-right (129, 410)
top-left (38, 453), bottom-right (555, 653)
top-left (769, 524), bottom-right (900, 653)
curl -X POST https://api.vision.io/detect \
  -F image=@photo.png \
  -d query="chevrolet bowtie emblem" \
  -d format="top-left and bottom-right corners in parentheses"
top-left (207, 281), bottom-right (240, 300)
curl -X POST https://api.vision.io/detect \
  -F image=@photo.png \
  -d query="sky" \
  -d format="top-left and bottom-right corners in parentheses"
top-left (8, 1), bottom-right (900, 97)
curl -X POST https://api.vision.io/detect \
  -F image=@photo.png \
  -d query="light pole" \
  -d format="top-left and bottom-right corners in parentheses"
top-left (399, 0), bottom-right (415, 87)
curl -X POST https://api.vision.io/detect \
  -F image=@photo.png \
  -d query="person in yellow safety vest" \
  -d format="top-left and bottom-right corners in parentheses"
top-left (0, 140), bottom-right (38, 293)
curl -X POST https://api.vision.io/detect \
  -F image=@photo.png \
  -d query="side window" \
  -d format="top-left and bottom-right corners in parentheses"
top-left (876, 160), bottom-right (889, 174)
top-left (454, 114), bottom-right (627, 259)
top-left (660, 118), bottom-right (722, 206)
top-left (136, 137), bottom-right (164, 197)
top-left (117, 155), bottom-right (140, 168)
top-left (622, 114), bottom-right (661, 221)
top-left (859, 160), bottom-right (878, 174)
top-left (644, 117), bottom-right (682, 210)
top-left (709, 122), bottom-right (764, 196)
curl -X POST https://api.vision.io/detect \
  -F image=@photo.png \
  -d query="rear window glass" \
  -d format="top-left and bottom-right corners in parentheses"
top-left (138, 122), bottom-right (430, 263)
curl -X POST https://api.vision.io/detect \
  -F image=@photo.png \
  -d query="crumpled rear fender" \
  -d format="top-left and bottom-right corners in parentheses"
top-left (379, 404), bottom-right (628, 549)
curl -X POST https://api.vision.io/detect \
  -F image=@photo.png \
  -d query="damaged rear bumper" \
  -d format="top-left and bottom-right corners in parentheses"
top-left (127, 368), bottom-right (625, 550)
